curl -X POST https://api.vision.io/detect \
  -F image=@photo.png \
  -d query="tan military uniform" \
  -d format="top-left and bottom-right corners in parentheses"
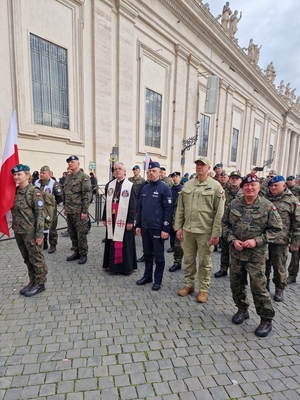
top-left (174, 176), bottom-right (224, 291)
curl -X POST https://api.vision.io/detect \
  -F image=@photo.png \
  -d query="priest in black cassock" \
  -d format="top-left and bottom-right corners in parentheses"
top-left (102, 162), bottom-right (137, 274)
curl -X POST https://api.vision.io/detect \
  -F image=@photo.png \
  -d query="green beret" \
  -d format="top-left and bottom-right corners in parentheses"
top-left (11, 164), bottom-right (30, 174)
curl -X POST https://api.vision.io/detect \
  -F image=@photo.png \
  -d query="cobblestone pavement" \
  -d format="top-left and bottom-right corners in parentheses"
top-left (1, 221), bottom-right (300, 400)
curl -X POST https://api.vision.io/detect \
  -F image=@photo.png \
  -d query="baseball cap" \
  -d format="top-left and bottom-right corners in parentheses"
top-left (194, 157), bottom-right (210, 165)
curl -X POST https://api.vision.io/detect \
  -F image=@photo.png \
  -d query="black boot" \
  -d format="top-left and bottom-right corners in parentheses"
top-left (43, 233), bottom-right (48, 250)
top-left (255, 319), bottom-right (272, 337)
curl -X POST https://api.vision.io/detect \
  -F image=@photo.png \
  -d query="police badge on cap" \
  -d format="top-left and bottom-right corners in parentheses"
top-left (66, 155), bottom-right (79, 163)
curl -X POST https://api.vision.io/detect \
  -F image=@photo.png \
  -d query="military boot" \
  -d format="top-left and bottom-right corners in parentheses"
top-left (274, 289), bottom-right (284, 302)
top-left (255, 319), bottom-right (272, 337)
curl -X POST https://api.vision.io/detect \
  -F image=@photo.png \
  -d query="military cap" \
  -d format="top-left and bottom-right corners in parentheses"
top-left (11, 164), bottom-right (30, 174)
top-left (240, 174), bottom-right (260, 188)
top-left (213, 162), bottom-right (223, 170)
top-left (66, 155), bottom-right (79, 162)
top-left (160, 167), bottom-right (166, 171)
top-left (40, 165), bottom-right (50, 171)
top-left (220, 170), bottom-right (228, 177)
top-left (268, 175), bottom-right (285, 186)
top-left (194, 156), bottom-right (210, 165)
top-left (148, 161), bottom-right (160, 169)
top-left (170, 171), bottom-right (181, 177)
top-left (287, 175), bottom-right (295, 181)
top-left (268, 170), bottom-right (277, 175)
top-left (132, 165), bottom-right (140, 171)
top-left (229, 171), bottom-right (242, 178)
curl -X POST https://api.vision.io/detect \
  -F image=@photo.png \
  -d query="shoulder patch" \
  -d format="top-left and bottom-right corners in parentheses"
top-left (36, 192), bottom-right (41, 197)
top-left (273, 206), bottom-right (277, 211)
top-left (84, 178), bottom-right (88, 181)
top-left (220, 190), bottom-right (224, 195)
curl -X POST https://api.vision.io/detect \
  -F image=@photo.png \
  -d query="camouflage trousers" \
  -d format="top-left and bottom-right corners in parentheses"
top-left (49, 204), bottom-right (58, 246)
top-left (230, 256), bottom-right (275, 321)
top-left (15, 233), bottom-right (48, 285)
top-left (66, 213), bottom-right (89, 255)
top-left (173, 238), bottom-right (183, 266)
top-left (182, 231), bottom-right (214, 292)
top-left (220, 236), bottom-right (230, 272)
top-left (266, 244), bottom-right (288, 290)
top-left (288, 248), bottom-right (300, 278)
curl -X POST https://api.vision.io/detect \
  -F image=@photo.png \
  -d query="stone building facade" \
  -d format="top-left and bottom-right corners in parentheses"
top-left (1, 0), bottom-right (299, 182)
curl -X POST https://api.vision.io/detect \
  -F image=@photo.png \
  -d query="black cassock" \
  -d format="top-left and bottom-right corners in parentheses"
top-left (102, 180), bottom-right (137, 274)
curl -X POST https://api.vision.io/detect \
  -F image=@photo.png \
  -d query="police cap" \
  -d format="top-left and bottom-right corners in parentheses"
top-left (170, 171), bottom-right (181, 177)
top-left (148, 161), bottom-right (160, 169)
top-left (66, 155), bottom-right (79, 162)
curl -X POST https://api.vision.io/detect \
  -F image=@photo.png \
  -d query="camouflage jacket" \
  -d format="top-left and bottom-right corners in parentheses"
top-left (161, 176), bottom-right (173, 187)
top-left (289, 184), bottom-right (300, 200)
top-left (222, 196), bottom-right (283, 261)
top-left (224, 186), bottom-right (243, 208)
top-left (36, 178), bottom-right (64, 204)
top-left (64, 170), bottom-right (92, 214)
top-left (12, 184), bottom-right (45, 238)
top-left (128, 176), bottom-right (145, 197)
top-left (265, 189), bottom-right (300, 246)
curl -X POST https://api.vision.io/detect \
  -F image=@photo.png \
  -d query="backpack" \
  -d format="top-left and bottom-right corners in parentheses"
top-left (26, 186), bottom-right (56, 230)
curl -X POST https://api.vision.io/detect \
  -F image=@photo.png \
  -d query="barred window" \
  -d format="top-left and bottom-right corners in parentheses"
top-left (198, 114), bottom-right (210, 156)
top-left (252, 138), bottom-right (259, 165)
top-left (269, 144), bottom-right (274, 160)
top-left (230, 128), bottom-right (239, 163)
top-left (145, 88), bottom-right (162, 148)
top-left (30, 33), bottom-right (69, 129)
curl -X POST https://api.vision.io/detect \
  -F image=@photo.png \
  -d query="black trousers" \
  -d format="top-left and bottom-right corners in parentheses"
top-left (141, 228), bottom-right (165, 284)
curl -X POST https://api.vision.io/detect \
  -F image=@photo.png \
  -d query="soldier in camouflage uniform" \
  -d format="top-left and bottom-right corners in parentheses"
top-left (264, 175), bottom-right (300, 300)
top-left (215, 171), bottom-right (242, 278)
top-left (128, 165), bottom-right (145, 199)
top-left (11, 164), bottom-right (48, 297)
top-left (160, 167), bottom-right (173, 187)
top-left (222, 174), bottom-right (283, 337)
top-left (286, 176), bottom-right (300, 283)
top-left (259, 170), bottom-right (277, 197)
top-left (35, 165), bottom-right (63, 253)
top-left (64, 156), bottom-right (92, 265)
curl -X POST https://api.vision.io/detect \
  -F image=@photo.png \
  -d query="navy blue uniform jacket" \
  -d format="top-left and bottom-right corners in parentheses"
top-left (136, 179), bottom-right (173, 233)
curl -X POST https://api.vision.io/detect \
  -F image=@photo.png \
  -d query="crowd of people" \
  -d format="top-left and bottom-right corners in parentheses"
top-left (10, 156), bottom-right (300, 338)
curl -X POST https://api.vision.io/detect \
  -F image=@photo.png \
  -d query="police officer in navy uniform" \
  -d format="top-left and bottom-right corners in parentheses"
top-left (136, 161), bottom-right (173, 290)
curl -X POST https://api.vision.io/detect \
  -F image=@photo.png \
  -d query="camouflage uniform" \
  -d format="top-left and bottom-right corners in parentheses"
top-left (220, 186), bottom-right (243, 273)
top-left (128, 176), bottom-right (145, 199)
top-left (161, 176), bottom-right (173, 187)
top-left (36, 178), bottom-right (63, 246)
top-left (289, 184), bottom-right (300, 199)
top-left (288, 184), bottom-right (300, 279)
top-left (265, 189), bottom-right (300, 290)
top-left (12, 184), bottom-right (48, 285)
top-left (222, 196), bottom-right (282, 320)
top-left (259, 180), bottom-right (269, 197)
top-left (64, 171), bottom-right (92, 256)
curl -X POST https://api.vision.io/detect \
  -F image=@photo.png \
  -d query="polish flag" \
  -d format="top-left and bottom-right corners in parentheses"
top-left (145, 151), bottom-right (152, 172)
top-left (0, 110), bottom-right (19, 237)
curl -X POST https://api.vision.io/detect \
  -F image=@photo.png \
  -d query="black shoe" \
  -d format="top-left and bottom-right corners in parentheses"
top-left (20, 282), bottom-right (34, 295)
top-left (232, 309), bottom-right (249, 325)
top-left (78, 255), bottom-right (87, 265)
top-left (24, 284), bottom-right (45, 297)
top-left (287, 276), bottom-right (296, 284)
top-left (136, 277), bottom-right (152, 285)
top-left (214, 270), bottom-right (228, 278)
top-left (43, 240), bottom-right (48, 250)
top-left (48, 245), bottom-right (56, 254)
top-left (67, 253), bottom-right (81, 261)
top-left (169, 264), bottom-right (181, 272)
top-left (102, 238), bottom-right (106, 243)
top-left (137, 255), bottom-right (145, 262)
top-left (152, 283), bottom-right (161, 291)
top-left (167, 247), bottom-right (174, 253)
top-left (255, 319), bottom-right (272, 337)
top-left (274, 289), bottom-right (284, 302)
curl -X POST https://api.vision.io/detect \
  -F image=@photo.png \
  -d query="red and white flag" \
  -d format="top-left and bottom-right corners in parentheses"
top-left (0, 110), bottom-right (19, 237)
top-left (145, 151), bottom-right (152, 172)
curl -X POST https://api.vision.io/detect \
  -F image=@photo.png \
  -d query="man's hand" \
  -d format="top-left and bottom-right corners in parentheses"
top-left (136, 227), bottom-right (142, 236)
top-left (36, 238), bottom-right (43, 246)
top-left (290, 244), bottom-right (299, 252)
top-left (126, 223), bottom-right (133, 231)
top-left (81, 213), bottom-right (87, 220)
top-left (243, 239), bottom-right (256, 248)
top-left (161, 231), bottom-right (169, 240)
top-left (233, 239), bottom-right (244, 251)
top-left (176, 229), bottom-right (183, 241)
top-left (209, 237), bottom-right (219, 246)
